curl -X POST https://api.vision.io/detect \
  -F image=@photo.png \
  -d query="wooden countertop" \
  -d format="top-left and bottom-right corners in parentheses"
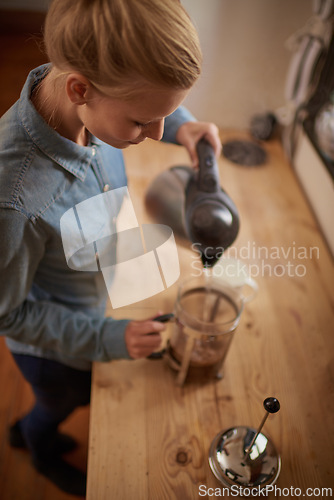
top-left (86, 131), bottom-right (334, 499)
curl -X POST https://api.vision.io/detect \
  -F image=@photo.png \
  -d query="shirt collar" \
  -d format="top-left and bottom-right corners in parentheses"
top-left (18, 64), bottom-right (101, 181)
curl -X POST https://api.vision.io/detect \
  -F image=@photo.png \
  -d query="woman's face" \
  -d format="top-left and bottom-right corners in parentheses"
top-left (78, 84), bottom-right (189, 149)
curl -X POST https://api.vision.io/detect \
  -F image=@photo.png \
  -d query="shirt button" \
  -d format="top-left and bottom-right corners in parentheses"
top-left (92, 147), bottom-right (96, 156)
top-left (103, 184), bottom-right (110, 192)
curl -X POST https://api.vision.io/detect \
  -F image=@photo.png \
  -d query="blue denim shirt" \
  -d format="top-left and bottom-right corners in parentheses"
top-left (0, 64), bottom-right (195, 370)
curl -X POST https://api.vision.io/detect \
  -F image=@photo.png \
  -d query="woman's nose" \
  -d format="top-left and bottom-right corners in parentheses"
top-left (145, 119), bottom-right (165, 141)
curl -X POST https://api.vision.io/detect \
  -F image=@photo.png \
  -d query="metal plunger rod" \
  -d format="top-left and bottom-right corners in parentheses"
top-left (243, 397), bottom-right (280, 462)
top-left (243, 413), bottom-right (269, 461)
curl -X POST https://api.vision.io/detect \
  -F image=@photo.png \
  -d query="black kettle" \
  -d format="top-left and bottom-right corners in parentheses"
top-left (145, 138), bottom-right (240, 267)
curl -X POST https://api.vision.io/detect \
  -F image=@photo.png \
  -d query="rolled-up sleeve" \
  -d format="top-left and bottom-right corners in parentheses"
top-left (0, 208), bottom-right (130, 361)
top-left (162, 105), bottom-right (196, 144)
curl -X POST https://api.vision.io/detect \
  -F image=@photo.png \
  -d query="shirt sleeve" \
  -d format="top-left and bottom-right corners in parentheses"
top-left (162, 105), bottom-right (196, 144)
top-left (0, 208), bottom-right (130, 362)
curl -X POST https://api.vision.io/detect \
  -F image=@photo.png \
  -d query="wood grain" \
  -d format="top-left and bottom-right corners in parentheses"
top-left (87, 134), bottom-right (334, 498)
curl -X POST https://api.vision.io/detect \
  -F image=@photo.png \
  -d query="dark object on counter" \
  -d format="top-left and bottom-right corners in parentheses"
top-left (222, 139), bottom-right (267, 166)
top-left (250, 112), bottom-right (277, 141)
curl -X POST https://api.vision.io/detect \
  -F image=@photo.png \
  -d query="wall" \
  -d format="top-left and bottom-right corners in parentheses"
top-left (1, 0), bottom-right (314, 129)
top-left (182, 0), bottom-right (313, 128)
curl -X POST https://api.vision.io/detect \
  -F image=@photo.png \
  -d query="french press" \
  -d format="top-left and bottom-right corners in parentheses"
top-left (209, 397), bottom-right (281, 494)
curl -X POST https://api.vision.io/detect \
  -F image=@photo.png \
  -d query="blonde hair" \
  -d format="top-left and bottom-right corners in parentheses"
top-left (44, 0), bottom-right (202, 97)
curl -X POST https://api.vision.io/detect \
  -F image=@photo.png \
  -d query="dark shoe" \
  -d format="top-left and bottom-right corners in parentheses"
top-left (33, 456), bottom-right (86, 497)
top-left (9, 421), bottom-right (78, 455)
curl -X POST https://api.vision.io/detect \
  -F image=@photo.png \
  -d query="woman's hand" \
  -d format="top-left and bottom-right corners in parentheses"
top-left (176, 121), bottom-right (222, 167)
top-left (125, 314), bottom-right (166, 359)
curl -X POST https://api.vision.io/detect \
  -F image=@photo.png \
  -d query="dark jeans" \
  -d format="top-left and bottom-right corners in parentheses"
top-left (12, 353), bottom-right (91, 461)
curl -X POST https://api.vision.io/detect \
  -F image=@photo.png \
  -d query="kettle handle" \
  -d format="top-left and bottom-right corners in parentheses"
top-left (196, 138), bottom-right (220, 193)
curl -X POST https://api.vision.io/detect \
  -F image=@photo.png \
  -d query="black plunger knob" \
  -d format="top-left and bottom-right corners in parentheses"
top-left (263, 397), bottom-right (280, 414)
top-left (242, 397), bottom-right (281, 463)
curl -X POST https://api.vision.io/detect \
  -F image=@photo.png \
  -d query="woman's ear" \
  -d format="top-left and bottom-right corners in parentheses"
top-left (66, 73), bottom-right (91, 105)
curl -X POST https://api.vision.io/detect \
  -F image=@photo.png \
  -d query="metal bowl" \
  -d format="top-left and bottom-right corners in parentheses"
top-left (209, 426), bottom-right (281, 493)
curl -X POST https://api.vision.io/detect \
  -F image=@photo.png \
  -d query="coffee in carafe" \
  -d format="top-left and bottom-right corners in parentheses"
top-left (165, 274), bottom-right (244, 385)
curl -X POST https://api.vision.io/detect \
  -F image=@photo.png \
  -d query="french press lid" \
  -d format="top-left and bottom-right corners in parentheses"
top-left (208, 398), bottom-right (281, 494)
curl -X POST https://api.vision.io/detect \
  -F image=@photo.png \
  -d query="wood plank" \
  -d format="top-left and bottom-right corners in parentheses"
top-left (87, 134), bottom-right (334, 498)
